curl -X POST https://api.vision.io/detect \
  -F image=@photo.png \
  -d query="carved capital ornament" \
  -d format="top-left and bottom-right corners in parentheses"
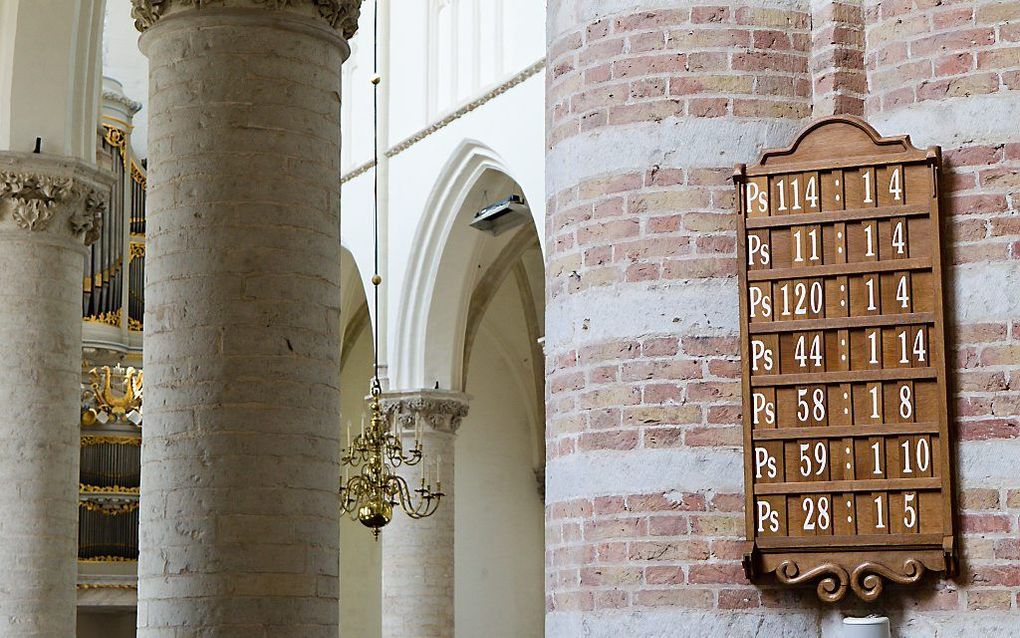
top-left (379, 391), bottom-right (470, 436)
top-left (0, 155), bottom-right (110, 246)
top-left (130, 0), bottom-right (363, 38)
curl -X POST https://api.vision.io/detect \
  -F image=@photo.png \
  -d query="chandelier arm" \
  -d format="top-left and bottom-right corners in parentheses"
top-left (386, 474), bottom-right (441, 519)
top-left (384, 439), bottom-right (423, 467)
top-left (339, 474), bottom-right (374, 517)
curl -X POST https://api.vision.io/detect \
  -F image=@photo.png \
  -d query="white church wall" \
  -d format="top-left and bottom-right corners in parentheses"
top-left (0, 0), bottom-right (105, 160)
top-left (102, 0), bottom-right (148, 158)
top-left (364, 70), bottom-right (546, 390)
top-left (456, 275), bottom-right (545, 638)
top-left (339, 322), bottom-right (383, 638)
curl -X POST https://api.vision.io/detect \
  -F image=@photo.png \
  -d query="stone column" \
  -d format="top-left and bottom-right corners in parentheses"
top-left (0, 153), bottom-right (111, 636)
top-left (380, 390), bottom-right (469, 638)
top-left (131, 1), bottom-right (361, 635)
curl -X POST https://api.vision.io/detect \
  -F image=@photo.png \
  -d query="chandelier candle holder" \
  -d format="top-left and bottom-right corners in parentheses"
top-left (339, 381), bottom-right (444, 538)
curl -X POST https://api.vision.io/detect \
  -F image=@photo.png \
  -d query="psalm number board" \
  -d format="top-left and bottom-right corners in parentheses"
top-left (733, 116), bottom-right (955, 603)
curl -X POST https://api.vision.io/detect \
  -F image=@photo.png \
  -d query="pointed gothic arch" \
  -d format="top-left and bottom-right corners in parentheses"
top-left (392, 139), bottom-right (542, 392)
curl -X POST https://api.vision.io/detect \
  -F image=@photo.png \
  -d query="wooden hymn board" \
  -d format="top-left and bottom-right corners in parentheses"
top-left (733, 116), bottom-right (956, 603)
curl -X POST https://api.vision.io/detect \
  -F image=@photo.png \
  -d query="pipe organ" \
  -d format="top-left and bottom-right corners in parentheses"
top-left (85, 125), bottom-right (127, 327)
top-left (78, 79), bottom-right (145, 598)
top-left (84, 90), bottom-right (146, 340)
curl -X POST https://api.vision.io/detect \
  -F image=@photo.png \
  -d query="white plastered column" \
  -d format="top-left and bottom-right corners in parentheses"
top-left (379, 390), bottom-right (469, 638)
top-left (0, 153), bottom-right (112, 636)
top-left (0, 1), bottom-right (109, 634)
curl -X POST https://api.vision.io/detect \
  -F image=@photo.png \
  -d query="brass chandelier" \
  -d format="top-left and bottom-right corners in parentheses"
top-left (339, 2), bottom-right (443, 537)
top-left (339, 380), bottom-right (443, 537)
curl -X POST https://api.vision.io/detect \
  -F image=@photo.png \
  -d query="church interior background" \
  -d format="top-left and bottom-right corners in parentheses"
top-left (0, 0), bottom-right (1017, 636)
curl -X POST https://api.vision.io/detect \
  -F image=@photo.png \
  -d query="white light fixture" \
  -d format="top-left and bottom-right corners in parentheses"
top-left (469, 194), bottom-right (530, 235)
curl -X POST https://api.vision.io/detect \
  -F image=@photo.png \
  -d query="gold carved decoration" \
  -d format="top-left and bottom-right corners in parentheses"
top-left (80, 435), bottom-right (141, 447)
top-left (77, 583), bottom-right (137, 590)
top-left (82, 365), bottom-right (143, 426)
top-left (79, 500), bottom-right (139, 515)
top-left (79, 556), bottom-right (138, 563)
top-left (129, 242), bottom-right (145, 261)
top-left (79, 484), bottom-right (140, 495)
top-left (130, 161), bottom-right (146, 189)
top-left (102, 125), bottom-right (128, 164)
top-left (83, 311), bottom-right (121, 328)
top-left (82, 257), bottom-right (124, 294)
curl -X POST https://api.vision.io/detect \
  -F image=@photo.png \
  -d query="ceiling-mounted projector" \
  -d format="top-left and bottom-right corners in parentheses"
top-left (469, 194), bottom-right (530, 235)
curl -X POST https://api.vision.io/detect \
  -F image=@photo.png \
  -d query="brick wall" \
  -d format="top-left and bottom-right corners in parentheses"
top-left (865, 0), bottom-right (1020, 624)
top-left (544, 0), bottom-right (1019, 635)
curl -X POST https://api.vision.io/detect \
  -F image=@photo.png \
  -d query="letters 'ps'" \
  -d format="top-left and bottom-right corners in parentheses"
top-left (733, 116), bottom-right (955, 602)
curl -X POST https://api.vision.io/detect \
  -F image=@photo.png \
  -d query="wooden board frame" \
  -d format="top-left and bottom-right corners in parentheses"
top-left (733, 115), bottom-right (956, 603)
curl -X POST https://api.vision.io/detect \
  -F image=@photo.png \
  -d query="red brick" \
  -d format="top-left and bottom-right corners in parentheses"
top-left (644, 566), bottom-right (684, 585)
top-left (691, 6), bottom-right (730, 24)
top-left (641, 337), bottom-right (679, 357)
top-left (683, 336), bottom-right (739, 357)
top-left (633, 588), bottom-right (713, 608)
top-left (550, 591), bottom-right (594, 612)
top-left (935, 52), bottom-right (975, 77)
top-left (578, 430), bottom-right (639, 451)
top-left (685, 426), bottom-right (741, 446)
top-left (688, 562), bottom-right (746, 584)
top-left (642, 426), bottom-right (684, 448)
top-left (969, 566), bottom-right (1020, 587)
top-left (629, 492), bottom-right (706, 512)
top-left (614, 10), bottom-right (690, 33)
top-left (593, 590), bottom-right (629, 609)
top-left (961, 513), bottom-right (1013, 533)
top-left (932, 6), bottom-right (974, 30)
top-left (719, 588), bottom-right (760, 609)
top-left (647, 515), bottom-right (689, 536)
top-left (580, 566), bottom-right (643, 587)
top-left (642, 383), bottom-right (683, 404)
top-left (957, 419), bottom-right (1019, 441)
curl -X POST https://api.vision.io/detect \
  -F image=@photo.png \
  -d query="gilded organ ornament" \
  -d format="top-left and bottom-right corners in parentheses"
top-left (82, 365), bottom-right (144, 426)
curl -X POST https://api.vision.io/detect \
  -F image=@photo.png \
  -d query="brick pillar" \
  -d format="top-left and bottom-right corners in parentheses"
top-left (861, 0), bottom-right (1020, 628)
top-left (379, 390), bottom-right (469, 638)
top-left (810, 0), bottom-right (866, 116)
top-left (132, 1), bottom-right (361, 634)
top-left (544, 1), bottom-right (822, 634)
top-left (0, 153), bottom-right (110, 636)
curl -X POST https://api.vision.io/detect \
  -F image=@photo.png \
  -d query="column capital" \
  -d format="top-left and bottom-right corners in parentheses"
top-left (379, 390), bottom-right (471, 436)
top-left (130, 0), bottom-right (364, 39)
top-left (0, 152), bottom-right (112, 247)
